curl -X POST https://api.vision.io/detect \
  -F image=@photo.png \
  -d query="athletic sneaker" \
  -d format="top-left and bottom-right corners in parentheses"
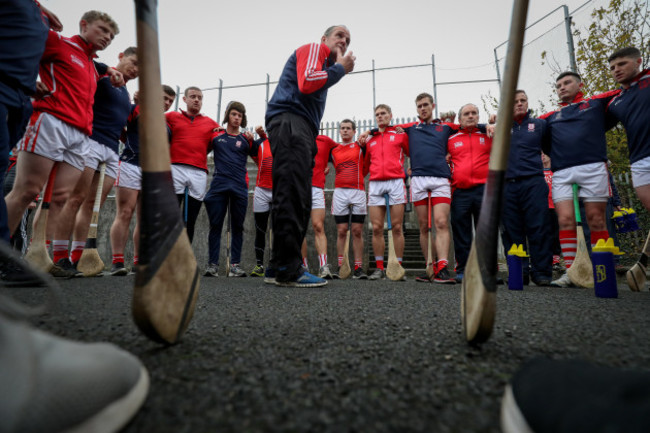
top-left (275, 271), bottom-right (327, 288)
top-left (228, 264), bottom-right (247, 277)
top-left (250, 264), bottom-right (264, 277)
top-left (434, 268), bottom-right (456, 284)
top-left (0, 307), bottom-right (149, 433)
top-left (552, 262), bottom-right (563, 272)
top-left (415, 273), bottom-right (432, 283)
top-left (318, 264), bottom-right (334, 279)
top-left (352, 268), bottom-right (368, 280)
top-left (204, 264), bottom-right (219, 277)
top-left (454, 271), bottom-right (464, 283)
top-left (0, 258), bottom-right (46, 287)
top-left (550, 273), bottom-right (572, 288)
top-left (50, 258), bottom-right (82, 278)
top-left (501, 357), bottom-right (650, 433)
top-left (263, 267), bottom-right (276, 284)
top-left (368, 269), bottom-right (386, 280)
top-left (110, 262), bottom-right (129, 276)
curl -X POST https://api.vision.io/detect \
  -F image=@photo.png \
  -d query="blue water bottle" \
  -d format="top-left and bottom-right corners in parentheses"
top-left (591, 238), bottom-right (623, 299)
top-left (507, 244), bottom-right (528, 291)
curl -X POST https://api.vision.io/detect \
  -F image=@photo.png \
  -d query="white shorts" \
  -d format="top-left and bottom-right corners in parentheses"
top-left (18, 111), bottom-right (88, 171)
top-left (410, 176), bottom-right (452, 202)
top-left (331, 188), bottom-right (367, 216)
top-left (115, 161), bottom-right (142, 191)
top-left (552, 161), bottom-right (610, 203)
top-left (171, 164), bottom-right (207, 200)
top-left (631, 155), bottom-right (650, 188)
top-left (368, 179), bottom-right (407, 207)
top-left (84, 138), bottom-right (119, 179)
top-left (253, 186), bottom-right (272, 212)
top-left (311, 186), bottom-right (325, 209)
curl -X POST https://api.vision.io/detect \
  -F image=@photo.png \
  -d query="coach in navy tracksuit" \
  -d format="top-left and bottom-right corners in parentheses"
top-left (265, 25), bottom-right (355, 286)
top-left (501, 91), bottom-right (553, 286)
top-left (203, 102), bottom-right (259, 277)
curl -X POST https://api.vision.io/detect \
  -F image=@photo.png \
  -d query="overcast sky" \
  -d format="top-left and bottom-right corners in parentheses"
top-left (42, 0), bottom-right (604, 133)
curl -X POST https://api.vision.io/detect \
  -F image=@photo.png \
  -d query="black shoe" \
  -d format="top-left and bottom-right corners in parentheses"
top-left (415, 273), bottom-right (431, 283)
top-left (352, 268), bottom-right (368, 279)
top-left (0, 258), bottom-right (46, 287)
top-left (523, 275), bottom-right (530, 285)
top-left (434, 268), bottom-right (456, 284)
top-left (110, 262), bottom-right (128, 276)
top-left (502, 357), bottom-right (650, 433)
top-left (50, 258), bottom-right (82, 278)
top-left (531, 278), bottom-right (552, 287)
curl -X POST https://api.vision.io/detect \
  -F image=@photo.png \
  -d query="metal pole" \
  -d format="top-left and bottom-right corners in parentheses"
top-left (563, 5), bottom-right (578, 72)
top-left (372, 59), bottom-right (376, 126)
top-left (494, 48), bottom-right (502, 88)
top-left (174, 85), bottom-right (180, 111)
top-left (265, 73), bottom-right (270, 107)
top-left (431, 54), bottom-right (439, 119)
top-left (217, 79), bottom-right (223, 123)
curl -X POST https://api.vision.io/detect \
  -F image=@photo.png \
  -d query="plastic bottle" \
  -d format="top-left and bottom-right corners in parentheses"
top-left (507, 244), bottom-right (529, 291)
top-left (592, 238), bottom-right (623, 299)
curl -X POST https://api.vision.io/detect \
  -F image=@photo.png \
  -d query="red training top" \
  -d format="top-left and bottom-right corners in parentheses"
top-left (252, 138), bottom-right (273, 189)
top-left (166, 110), bottom-right (220, 171)
top-left (447, 127), bottom-right (492, 189)
top-left (313, 135), bottom-right (338, 188)
top-left (331, 141), bottom-right (365, 190)
top-left (364, 127), bottom-right (409, 181)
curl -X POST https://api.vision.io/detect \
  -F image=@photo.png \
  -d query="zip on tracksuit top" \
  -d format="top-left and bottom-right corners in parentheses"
top-left (265, 43), bottom-right (346, 133)
top-left (506, 111), bottom-right (547, 180)
top-left (539, 90), bottom-right (619, 172)
top-left (447, 127), bottom-right (492, 189)
top-left (607, 69), bottom-right (650, 164)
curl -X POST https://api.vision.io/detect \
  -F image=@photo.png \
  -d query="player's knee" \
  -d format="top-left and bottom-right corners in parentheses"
top-left (351, 225), bottom-right (363, 238)
top-left (312, 220), bottom-right (324, 234)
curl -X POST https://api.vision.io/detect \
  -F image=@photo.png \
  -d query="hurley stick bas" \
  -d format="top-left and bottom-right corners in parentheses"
top-left (77, 163), bottom-right (106, 277)
top-left (566, 184), bottom-right (594, 288)
top-left (25, 162), bottom-right (58, 272)
top-left (133, 0), bottom-right (200, 345)
top-left (384, 193), bottom-right (405, 281)
top-left (426, 190), bottom-right (434, 279)
top-left (627, 231), bottom-right (650, 291)
top-left (339, 206), bottom-right (352, 279)
top-left (461, 0), bottom-right (529, 344)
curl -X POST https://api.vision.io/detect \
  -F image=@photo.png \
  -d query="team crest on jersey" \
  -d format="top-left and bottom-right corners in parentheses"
top-left (454, 141), bottom-right (463, 148)
top-left (349, 144), bottom-right (355, 148)
top-left (70, 54), bottom-right (85, 68)
top-left (479, 137), bottom-right (485, 144)
top-left (390, 135), bottom-right (395, 141)
top-left (579, 101), bottom-right (590, 110)
top-left (436, 125), bottom-right (444, 132)
top-left (528, 123), bottom-right (535, 132)
top-left (236, 140), bottom-right (242, 148)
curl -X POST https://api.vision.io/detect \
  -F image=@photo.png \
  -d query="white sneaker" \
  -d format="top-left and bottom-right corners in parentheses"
top-left (550, 273), bottom-right (572, 288)
top-left (204, 264), bottom-right (218, 277)
top-left (318, 264), bottom-right (334, 279)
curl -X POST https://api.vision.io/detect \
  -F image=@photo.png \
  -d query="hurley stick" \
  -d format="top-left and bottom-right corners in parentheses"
top-left (385, 193), bottom-right (405, 281)
top-left (226, 200), bottom-right (231, 276)
top-left (461, 0), bottom-right (529, 344)
top-left (77, 163), bottom-right (106, 276)
top-left (566, 184), bottom-right (594, 288)
top-left (426, 190), bottom-right (434, 279)
top-left (25, 162), bottom-right (58, 272)
top-left (339, 206), bottom-right (352, 279)
top-left (133, 0), bottom-right (200, 344)
top-left (627, 231), bottom-right (650, 291)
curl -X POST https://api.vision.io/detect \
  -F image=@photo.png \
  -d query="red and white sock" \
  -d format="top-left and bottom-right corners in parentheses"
top-left (112, 254), bottom-right (125, 265)
top-left (318, 254), bottom-right (327, 267)
top-left (436, 259), bottom-right (449, 274)
top-left (338, 255), bottom-right (343, 266)
top-left (133, 255), bottom-right (139, 265)
top-left (375, 257), bottom-right (384, 270)
top-left (552, 255), bottom-right (560, 265)
top-left (559, 230), bottom-right (577, 269)
top-left (302, 257), bottom-right (308, 268)
top-left (69, 241), bottom-right (85, 264)
top-left (354, 260), bottom-right (362, 270)
top-left (52, 240), bottom-right (69, 263)
top-left (590, 230), bottom-right (609, 249)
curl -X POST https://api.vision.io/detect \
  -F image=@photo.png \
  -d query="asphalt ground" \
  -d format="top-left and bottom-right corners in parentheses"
top-left (6, 274), bottom-right (650, 433)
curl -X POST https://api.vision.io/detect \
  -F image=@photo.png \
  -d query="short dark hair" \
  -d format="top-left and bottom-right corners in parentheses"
top-left (556, 71), bottom-right (581, 82)
top-left (162, 84), bottom-right (176, 97)
top-left (515, 89), bottom-right (527, 97)
top-left (224, 101), bottom-right (247, 128)
top-left (415, 93), bottom-right (434, 105)
top-left (374, 104), bottom-right (391, 114)
top-left (184, 86), bottom-right (201, 97)
top-left (608, 46), bottom-right (641, 63)
top-left (123, 46), bottom-right (137, 57)
top-left (340, 119), bottom-right (356, 131)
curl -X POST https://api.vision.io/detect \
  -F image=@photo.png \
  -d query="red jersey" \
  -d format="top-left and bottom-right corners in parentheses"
top-left (331, 141), bottom-right (365, 190)
top-left (32, 32), bottom-right (101, 136)
top-left (252, 139), bottom-right (273, 189)
top-left (364, 127), bottom-right (409, 181)
top-left (166, 110), bottom-right (220, 171)
top-left (544, 168), bottom-right (554, 209)
top-left (313, 135), bottom-right (337, 188)
top-left (447, 127), bottom-right (492, 189)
